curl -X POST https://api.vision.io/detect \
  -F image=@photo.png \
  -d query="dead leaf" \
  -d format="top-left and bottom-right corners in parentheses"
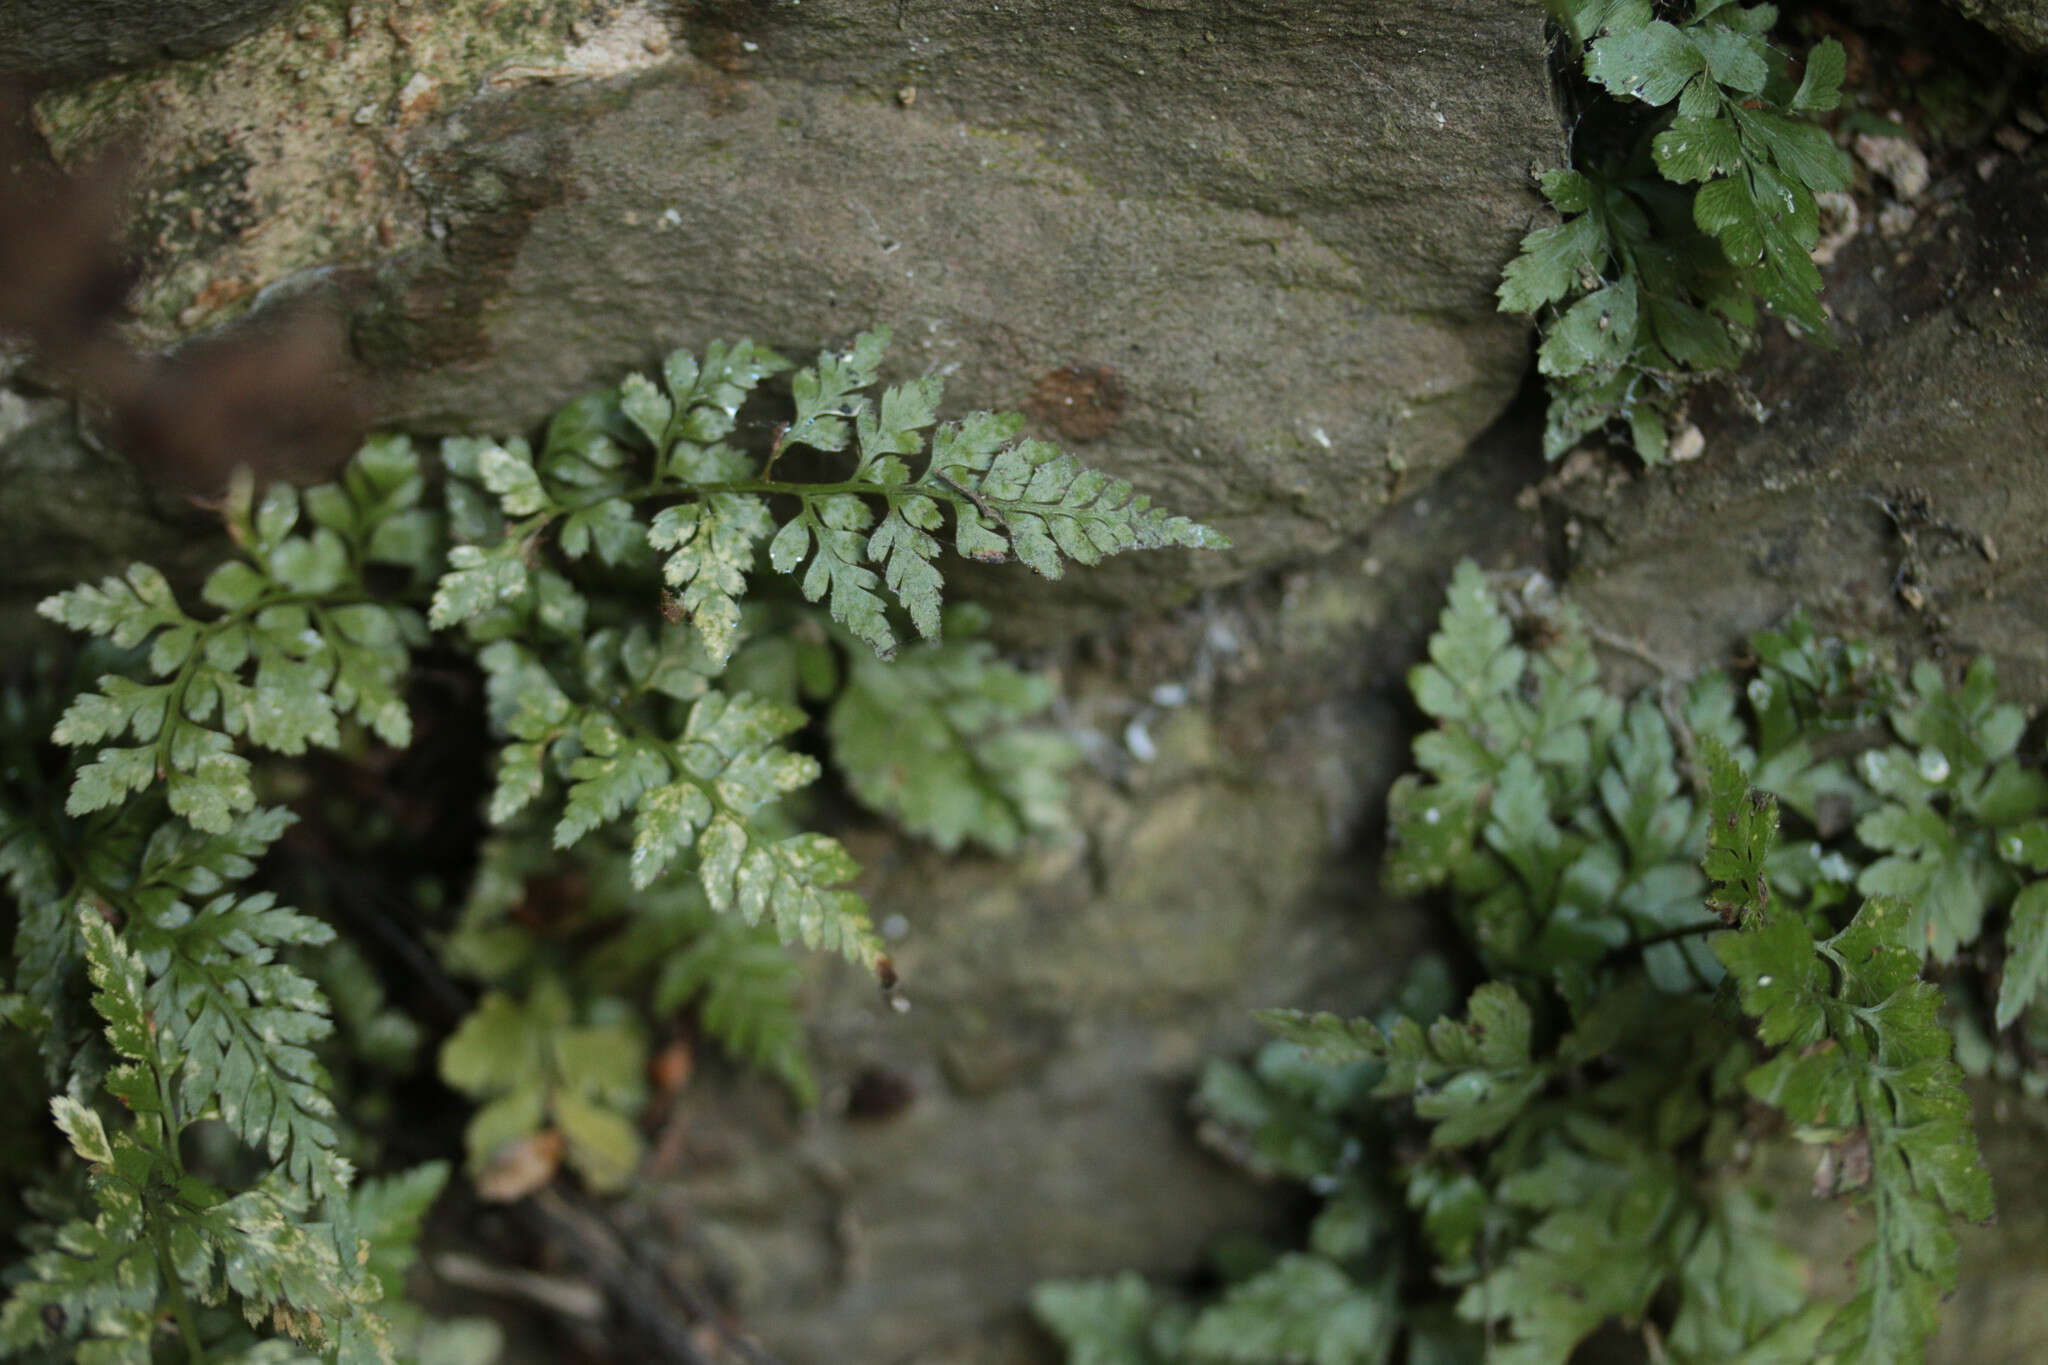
top-left (476, 1128), bottom-right (566, 1203)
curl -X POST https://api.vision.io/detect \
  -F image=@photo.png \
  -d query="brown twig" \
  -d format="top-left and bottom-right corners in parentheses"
top-left (526, 1188), bottom-right (792, 1365)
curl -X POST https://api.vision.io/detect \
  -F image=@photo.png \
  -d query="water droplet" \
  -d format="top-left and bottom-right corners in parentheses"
top-left (1757, 975), bottom-right (1773, 988)
top-left (1424, 807), bottom-right (1442, 825)
top-left (1917, 748), bottom-right (1951, 783)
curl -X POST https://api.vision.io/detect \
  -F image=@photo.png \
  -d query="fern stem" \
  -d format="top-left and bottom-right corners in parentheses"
top-left (1620, 918), bottom-right (1725, 953)
top-left (149, 1212), bottom-right (208, 1364)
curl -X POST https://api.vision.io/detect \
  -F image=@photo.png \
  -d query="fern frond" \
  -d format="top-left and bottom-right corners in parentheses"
top-left (1717, 893), bottom-right (1992, 1361)
top-left (648, 902), bottom-right (815, 1106)
top-left (435, 328), bottom-right (1223, 662)
top-left (39, 444), bottom-right (434, 831)
top-left (1504, 3), bottom-right (1851, 459)
top-left (476, 642), bottom-right (878, 964)
top-left (439, 976), bottom-right (646, 1193)
top-left (827, 605), bottom-right (1079, 854)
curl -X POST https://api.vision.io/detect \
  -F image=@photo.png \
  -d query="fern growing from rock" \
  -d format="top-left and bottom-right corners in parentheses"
top-left (1502, 0), bottom-right (1852, 461)
top-left (0, 330), bottom-right (1221, 1362)
top-left (1040, 564), bottom-right (2038, 1365)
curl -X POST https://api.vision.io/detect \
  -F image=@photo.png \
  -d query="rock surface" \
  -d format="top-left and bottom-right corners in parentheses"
top-left (0, 0), bottom-right (298, 84)
top-left (0, 415), bottom-right (217, 642)
top-left (1560, 142), bottom-right (2048, 702)
top-left (19, 0), bottom-right (1561, 627)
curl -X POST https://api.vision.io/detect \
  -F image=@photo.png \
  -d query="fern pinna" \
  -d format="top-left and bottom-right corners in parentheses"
top-left (0, 330), bottom-right (1221, 1361)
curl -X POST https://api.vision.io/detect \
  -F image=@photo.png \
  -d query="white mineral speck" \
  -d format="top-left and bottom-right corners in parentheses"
top-left (1124, 717), bottom-right (1157, 762)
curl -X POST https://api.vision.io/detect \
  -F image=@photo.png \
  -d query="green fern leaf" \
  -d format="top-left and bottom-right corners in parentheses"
top-left (1584, 19), bottom-right (1701, 105)
top-left (1458, 1130), bottom-right (1682, 1365)
top-left (1701, 738), bottom-right (1779, 924)
top-left (1034, 1272), bottom-right (1183, 1365)
top-left (698, 822), bottom-right (878, 965)
top-left (1185, 1254), bottom-right (1393, 1365)
top-left (78, 913), bottom-right (165, 1076)
top-left (1791, 37), bottom-right (1847, 112)
top-left (855, 376), bottom-right (944, 481)
top-left (1537, 275), bottom-right (1640, 378)
top-left (1668, 1187), bottom-right (1822, 1361)
top-left (137, 888), bottom-right (346, 1194)
top-left (1265, 982), bottom-right (1541, 1150)
top-left (1852, 658), bottom-right (2045, 962)
top-left (42, 449), bottom-right (428, 831)
top-left (865, 498), bottom-right (947, 641)
top-left (784, 328), bottom-right (889, 453)
top-left (924, 414), bottom-right (1226, 573)
top-left (430, 540), bottom-right (533, 631)
top-left (78, 807), bottom-right (353, 1199)
top-left (828, 613), bottom-right (1078, 854)
top-left (0, 1181), bottom-right (159, 1358)
top-left (439, 977), bottom-right (646, 1192)
top-left (1995, 881), bottom-right (2048, 1028)
top-left (473, 644), bottom-right (870, 965)
top-left (649, 494), bottom-right (776, 664)
top-left (786, 492), bottom-right (897, 657)
top-left (1254, 1009), bottom-right (1386, 1066)
top-left (650, 904), bottom-right (816, 1106)
top-left (1718, 892), bottom-right (1992, 1362)
top-left (664, 338), bottom-right (791, 448)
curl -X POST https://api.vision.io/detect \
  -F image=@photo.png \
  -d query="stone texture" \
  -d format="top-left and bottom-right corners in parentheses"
top-left (1559, 143), bottom-right (2048, 702)
top-left (0, 0), bottom-right (299, 84)
top-left (0, 416), bottom-right (217, 644)
top-left (374, 0), bottom-right (1560, 608)
top-left (23, 0), bottom-right (1562, 629)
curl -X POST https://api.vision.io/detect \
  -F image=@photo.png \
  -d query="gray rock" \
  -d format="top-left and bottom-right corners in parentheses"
top-left (373, 2), bottom-right (1560, 612)
top-left (0, 0), bottom-right (299, 84)
top-left (1560, 144), bottom-right (2048, 702)
top-left (24, 0), bottom-right (1560, 630)
top-left (0, 415), bottom-right (213, 644)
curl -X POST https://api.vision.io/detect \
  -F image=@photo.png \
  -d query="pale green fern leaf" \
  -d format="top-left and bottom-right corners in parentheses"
top-left (828, 608), bottom-right (1078, 854)
top-left (649, 493), bottom-right (776, 664)
top-left (1185, 1254), bottom-right (1393, 1365)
